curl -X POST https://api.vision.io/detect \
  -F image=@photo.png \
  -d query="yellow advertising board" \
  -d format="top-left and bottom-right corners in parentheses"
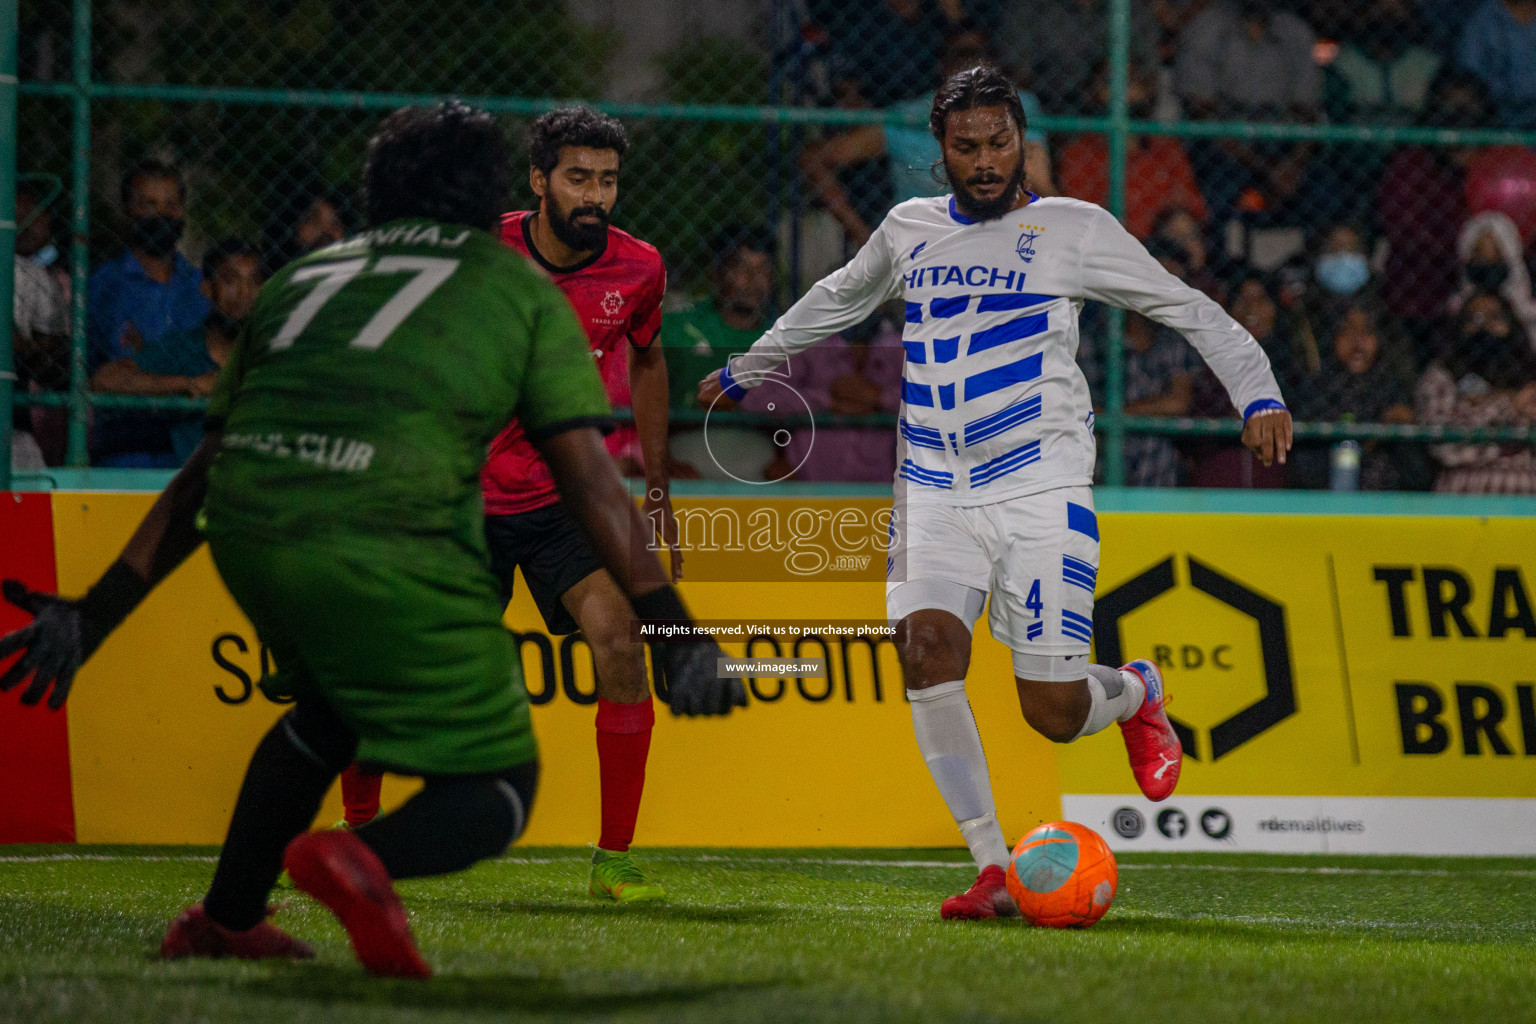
top-left (50, 493), bottom-right (1059, 846)
top-left (1061, 513), bottom-right (1536, 854)
top-left (45, 492), bottom-right (1536, 853)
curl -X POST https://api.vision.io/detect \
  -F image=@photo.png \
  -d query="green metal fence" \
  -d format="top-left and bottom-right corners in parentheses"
top-left (7, 0), bottom-right (1536, 492)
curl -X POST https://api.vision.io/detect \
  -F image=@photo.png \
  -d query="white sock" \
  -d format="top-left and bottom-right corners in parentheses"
top-left (1073, 664), bottom-right (1147, 740)
top-left (908, 680), bottom-right (1010, 870)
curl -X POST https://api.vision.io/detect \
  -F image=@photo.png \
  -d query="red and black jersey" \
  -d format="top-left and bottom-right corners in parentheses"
top-left (482, 211), bottom-right (666, 516)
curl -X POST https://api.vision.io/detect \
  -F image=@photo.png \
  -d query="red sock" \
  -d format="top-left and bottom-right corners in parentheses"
top-left (595, 697), bottom-right (654, 853)
top-left (340, 763), bottom-right (383, 828)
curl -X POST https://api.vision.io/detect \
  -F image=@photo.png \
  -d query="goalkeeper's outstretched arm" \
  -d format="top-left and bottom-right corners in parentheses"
top-left (0, 431), bottom-right (221, 709)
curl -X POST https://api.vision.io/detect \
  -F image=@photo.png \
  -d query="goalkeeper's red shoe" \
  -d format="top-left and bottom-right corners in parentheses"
top-left (1119, 659), bottom-right (1182, 802)
top-left (283, 828), bottom-right (432, 979)
top-left (160, 903), bottom-right (314, 961)
top-left (940, 865), bottom-right (1018, 920)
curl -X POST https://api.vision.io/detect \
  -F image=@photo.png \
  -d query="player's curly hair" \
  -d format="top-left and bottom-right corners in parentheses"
top-left (363, 101), bottom-right (509, 231)
top-left (528, 106), bottom-right (628, 176)
top-left (929, 64), bottom-right (1027, 143)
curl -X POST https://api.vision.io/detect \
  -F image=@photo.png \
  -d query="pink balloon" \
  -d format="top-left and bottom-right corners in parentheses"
top-left (1466, 146), bottom-right (1536, 245)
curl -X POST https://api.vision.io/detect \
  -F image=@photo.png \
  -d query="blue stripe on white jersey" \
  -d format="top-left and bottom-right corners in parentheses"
top-left (1061, 608), bottom-right (1094, 642)
top-left (963, 395), bottom-right (1042, 446)
top-left (900, 418), bottom-right (946, 450)
top-left (900, 458), bottom-right (954, 490)
top-left (963, 352), bottom-right (1044, 401)
top-left (1062, 554), bottom-right (1097, 593)
top-left (966, 311), bottom-right (1050, 355)
top-left (969, 439), bottom-right (1042, 487)
top-left (930, 295), bottom-right (969, 318)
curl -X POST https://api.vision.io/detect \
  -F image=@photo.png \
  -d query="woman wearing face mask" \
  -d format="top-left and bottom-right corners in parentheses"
top-left (1416, 292), bottom-right (1536, 493)
top-left (1297, 223), bottom-right (1418, 392)
top-left (1292, 297), bottom-right (1419, 490)
top-left (1312, 223), bottom-right (1373, 299)
top-left (1448, 211), bottom-right (1536, 346)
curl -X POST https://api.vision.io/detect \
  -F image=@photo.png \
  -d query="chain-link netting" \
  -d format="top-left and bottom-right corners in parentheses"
top-left (11, 0), bottom-right (1536, 491)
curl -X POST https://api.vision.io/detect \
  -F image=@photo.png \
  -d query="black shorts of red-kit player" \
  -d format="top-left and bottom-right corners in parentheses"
top-left (484, 505), bottom-right (605, 635)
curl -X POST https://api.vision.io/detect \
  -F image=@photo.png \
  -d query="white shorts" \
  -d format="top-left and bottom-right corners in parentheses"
top-left (886, 486), bottom-right (1099, 679)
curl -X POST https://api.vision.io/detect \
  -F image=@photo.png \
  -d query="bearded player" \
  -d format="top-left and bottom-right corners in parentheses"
top-left (0, 103), bottom-right (743, 977)
top-left (339, 107), bottom-right (681, 904)
top-left (701, 66), bottom-right (1292, 919)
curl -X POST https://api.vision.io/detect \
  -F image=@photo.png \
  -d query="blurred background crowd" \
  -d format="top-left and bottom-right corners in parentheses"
top-left (12, 0), bottom-right (1536, 492)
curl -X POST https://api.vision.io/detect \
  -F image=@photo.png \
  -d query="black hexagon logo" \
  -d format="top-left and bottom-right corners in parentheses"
top-left (1093, 555), bottom-right (1295, 761)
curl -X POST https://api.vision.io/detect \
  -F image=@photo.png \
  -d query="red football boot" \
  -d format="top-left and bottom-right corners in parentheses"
top-left (940, 864), bottom-right (1019, 920)
top-left (1118, 659), bottom-right (1182, 802)
top-left (160, 903), bottom-right (315, 961)
top-left (283, 828), bottom-right (432, 979)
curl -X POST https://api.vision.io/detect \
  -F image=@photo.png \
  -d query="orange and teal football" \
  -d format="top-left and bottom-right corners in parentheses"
top-left (1005, 821), bottom-right (1118, 928)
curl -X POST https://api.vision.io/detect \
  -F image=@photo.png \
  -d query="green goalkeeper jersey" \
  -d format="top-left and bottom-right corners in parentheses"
top-left (202, 219), bottom-right (610, 547)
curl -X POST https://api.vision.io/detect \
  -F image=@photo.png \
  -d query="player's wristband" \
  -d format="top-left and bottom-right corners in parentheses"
top-left (718, 363), bottom-right (748, 402)
top-left (1242, 399), bottom-right (1287, 423)
top-left (631, 584), bottom-right (691, 625)
top-left (75, 558), bottom-right (153, 655)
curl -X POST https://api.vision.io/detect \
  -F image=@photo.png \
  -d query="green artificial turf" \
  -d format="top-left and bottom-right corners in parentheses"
top-left (1, 845), bottom-right (1533, 1024)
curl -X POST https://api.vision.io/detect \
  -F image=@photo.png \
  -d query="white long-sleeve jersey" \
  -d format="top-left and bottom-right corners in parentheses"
top-left (720, 194), bottom-right (1286, 505)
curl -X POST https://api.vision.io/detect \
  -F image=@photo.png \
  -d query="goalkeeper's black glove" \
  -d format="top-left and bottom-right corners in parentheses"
top-left (0, 561), bottom-right (150, 710)
top-left (658, 639), bottom-right (747, 716)
top-left (631, 584), bottom-right (747, 718)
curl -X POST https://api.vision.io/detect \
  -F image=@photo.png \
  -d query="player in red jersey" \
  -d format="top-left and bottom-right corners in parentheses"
top-left (340, 107), bottom-right (709, 902)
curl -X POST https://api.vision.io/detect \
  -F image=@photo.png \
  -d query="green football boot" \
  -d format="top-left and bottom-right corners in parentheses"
top-left (588, 846), bottom-right (667, 904)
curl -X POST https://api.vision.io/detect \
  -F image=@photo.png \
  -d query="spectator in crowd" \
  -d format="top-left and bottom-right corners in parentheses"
top-left (1291, 297), bottom-right (1418, 490)
top-left (1152, 0), bottom-right (1216, 63)
top-left (1417, 0), bottom-right (1469, 57)
top-left (1325, 0), bottom-right (1442, 125)
top-left (1293, 222), bottom-right (1422, 394)
top-left (741, 311), bottom-right (904, 483)
top-left (11, 180), bottom-right (69, 470)
top-left (1449, 211), bottom-right (1536, 342)
top-left (666, 227), bottom-right (777, 481)
top-left (665, 226), bottom-right (775, 412)
top-left (90, 239), bottom-right (261, 467)
top-left (1457, 0), bottom-right (1536, 128)
top-left (1377, 69), bottom-right (1494, 353)
top-left (1185, 269), bottom-right (1292, 487)
top-left (799, 26), bottom-right (1052, 248)
top-left (1310, 222), bottom-right (1374, 300)
top-left (1056, 61), bottom-right (1208, 239)
top-left (1176, 0), bottom-right (1330, 224)
top-left (993, 0), bottom-right (1159, 114)
top-left (87, 160), bottom-right (208, 372)
top-left (1151, 206), bottom-right (1224, 299)
top-left (1120, 312), bottom-right (1197, 486)
top-left (815, 0), bottom-right (966, 109)
top-left (1416, 291), bottom-right (1536, 492)
top-left (1236, 267), bottom-right (1316, 393)
top-left (260, 179), bottom-right (351, 276)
